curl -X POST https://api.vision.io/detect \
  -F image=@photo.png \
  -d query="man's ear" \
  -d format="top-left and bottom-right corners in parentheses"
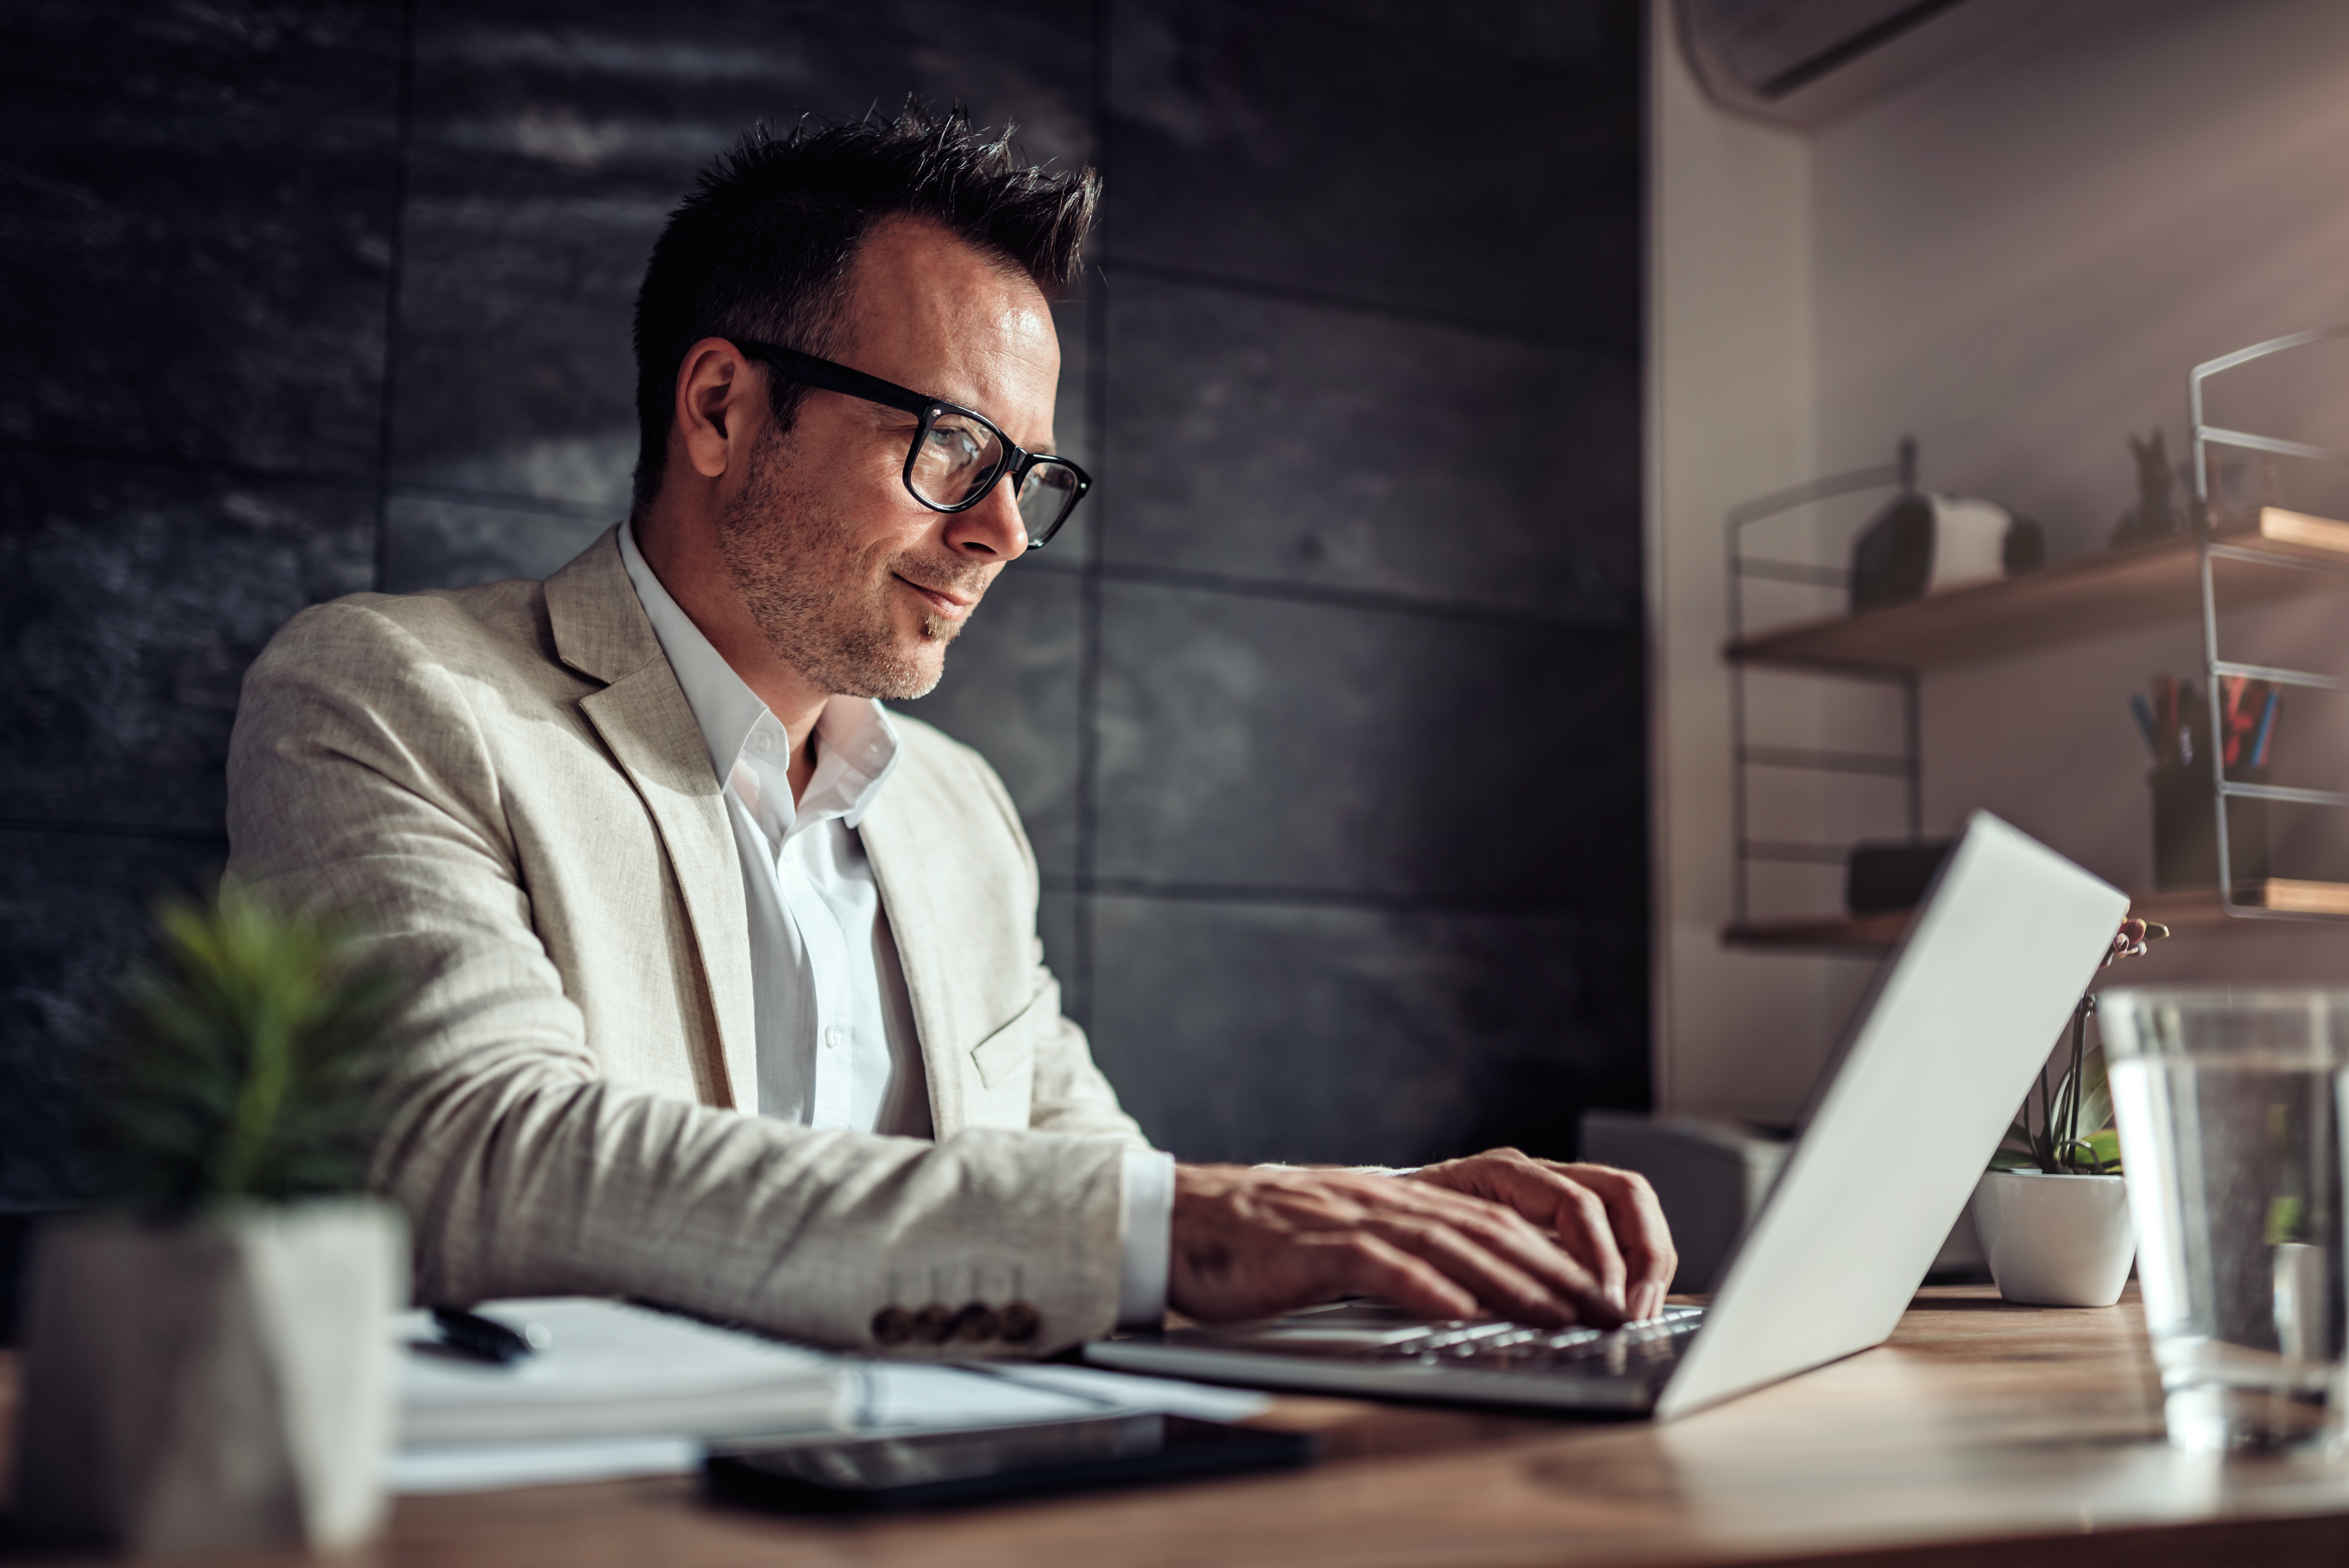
top-left (674, 338), bottom-right (756, 481)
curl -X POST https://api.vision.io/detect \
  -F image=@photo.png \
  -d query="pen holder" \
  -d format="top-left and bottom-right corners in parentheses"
top-left (2151, 765), bottom-right (2269, 888)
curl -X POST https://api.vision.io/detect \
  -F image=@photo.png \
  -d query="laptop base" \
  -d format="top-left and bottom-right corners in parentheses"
top-left (1086, 1301), bottom-right (1704, 1415)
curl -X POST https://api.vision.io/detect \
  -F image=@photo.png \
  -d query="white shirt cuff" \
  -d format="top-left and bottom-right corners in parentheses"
top-left (1115, 1148), bottom-right (1175, 1329)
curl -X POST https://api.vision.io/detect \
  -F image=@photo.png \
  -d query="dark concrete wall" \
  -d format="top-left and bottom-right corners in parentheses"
top-left (0, 0), bottom-right (1646, 1260)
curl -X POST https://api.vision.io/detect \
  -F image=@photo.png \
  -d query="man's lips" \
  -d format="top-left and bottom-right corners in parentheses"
top-left (894, 573), bottom-right (977, 618)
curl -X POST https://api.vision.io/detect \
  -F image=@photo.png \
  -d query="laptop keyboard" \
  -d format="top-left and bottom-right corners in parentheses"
top-left (1358, 1307), bottom-right (1704, 1375)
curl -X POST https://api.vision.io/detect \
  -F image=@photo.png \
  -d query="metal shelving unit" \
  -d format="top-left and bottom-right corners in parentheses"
top-left (1724, 439), bottom-right (1921, 937)
top-left (1717, 327), bottom-right (2349, 950)
top-left (2191, 325), bottom-right (2349, 923)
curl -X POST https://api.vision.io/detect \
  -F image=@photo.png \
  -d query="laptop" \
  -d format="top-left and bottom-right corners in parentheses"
top-left (1086, 812), bottom-right (2128, 1420)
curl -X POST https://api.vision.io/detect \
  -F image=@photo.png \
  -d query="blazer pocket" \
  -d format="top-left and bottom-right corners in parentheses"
top-left (968, 988), bottom-right (1053, 1091)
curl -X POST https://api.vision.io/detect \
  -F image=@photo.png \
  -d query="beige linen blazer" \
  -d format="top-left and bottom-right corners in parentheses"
top-left (225, 527), bottom-right (1151, 1353)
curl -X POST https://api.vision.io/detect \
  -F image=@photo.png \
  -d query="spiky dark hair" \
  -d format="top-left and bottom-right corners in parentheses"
top-left (629, 102), bottom-right (1099, 507)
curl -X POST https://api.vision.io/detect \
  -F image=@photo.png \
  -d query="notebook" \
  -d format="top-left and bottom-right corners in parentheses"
top-left (396, 1297), bottom-right (846, 1447)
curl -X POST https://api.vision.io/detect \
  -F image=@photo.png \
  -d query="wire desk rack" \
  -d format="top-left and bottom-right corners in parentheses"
top-left (1724, 438), bottom-right (1924, 933)
top-left (2191, 324), bottom-right (2349, 921)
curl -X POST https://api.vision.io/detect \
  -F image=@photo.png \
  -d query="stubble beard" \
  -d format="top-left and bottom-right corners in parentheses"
top-left (714, 428), bottom-right (986, 701)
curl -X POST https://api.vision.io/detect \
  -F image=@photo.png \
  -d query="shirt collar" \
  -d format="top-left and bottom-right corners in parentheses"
top-left (616, 519), bottom-right (899, 830)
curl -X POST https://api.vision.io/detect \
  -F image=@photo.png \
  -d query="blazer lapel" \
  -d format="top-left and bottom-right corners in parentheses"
top-left (857, 788), bottom-right (975, 1138)
top-left (547, 529), bottom-right (758, 1111)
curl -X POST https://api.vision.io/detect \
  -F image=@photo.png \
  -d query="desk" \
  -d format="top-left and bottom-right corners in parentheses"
top-left (10, 1287), bottom-right (2349, 1567)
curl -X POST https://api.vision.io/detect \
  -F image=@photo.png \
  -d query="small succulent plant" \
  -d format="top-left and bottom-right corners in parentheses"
top-left (104, 886), bottom-right (404, 1222)
top-left (1992, 993), bottom-right (2120, 1176)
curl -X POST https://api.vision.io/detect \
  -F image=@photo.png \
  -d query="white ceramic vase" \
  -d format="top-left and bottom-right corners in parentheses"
top-left (11, 1197), bottom-right (408, 1556)
top-left (1970, 1169), bottom-right (2134, 1307)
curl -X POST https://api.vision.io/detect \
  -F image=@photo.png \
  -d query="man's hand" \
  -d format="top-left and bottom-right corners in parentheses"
top-left (1404, 1149), bottom-right (1677, 1322)
top-left (1168, 1162), bottom-right (1648, 1329)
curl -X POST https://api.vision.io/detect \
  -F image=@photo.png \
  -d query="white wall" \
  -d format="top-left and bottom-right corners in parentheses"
top-left (1649, 4), bottom-right (1877, 1122)
top-left (1650, 0), bottom-right (2349, 1119)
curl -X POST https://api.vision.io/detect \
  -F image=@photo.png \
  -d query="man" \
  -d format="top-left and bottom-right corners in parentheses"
top-left (227, 108), bottom-right (1673, 1354)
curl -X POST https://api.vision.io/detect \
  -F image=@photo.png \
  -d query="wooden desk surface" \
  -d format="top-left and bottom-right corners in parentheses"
top-left (12, 1287), bottom-right (2349, 1567)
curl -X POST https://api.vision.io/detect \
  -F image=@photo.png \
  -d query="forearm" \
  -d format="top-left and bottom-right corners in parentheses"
top-left (385, 1057), bottom-right (1133, 1353)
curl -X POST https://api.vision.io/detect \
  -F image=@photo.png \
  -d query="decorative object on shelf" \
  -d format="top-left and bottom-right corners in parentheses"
top-left (2135, 672), bottom-right (2277, 889)
top-left (1973, 989), bottom-right (2139, 1307)
top-left (12, 888), bottom-right (410, 1558)
top-left (2113, 428), bottom-right (2194, 549)
top-left (1844, 840), bottom-right (1952, 915)
top-left (2152, 766), bottom-right (2269, 888)
top-left (1849, 491), bottom-right (2042, 614)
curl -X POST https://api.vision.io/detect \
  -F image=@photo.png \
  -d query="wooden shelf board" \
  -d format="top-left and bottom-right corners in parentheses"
top-left (1728, 509), bottom-right (2349, 674)
top-left (1723, 880), bottom-right (2349, 953)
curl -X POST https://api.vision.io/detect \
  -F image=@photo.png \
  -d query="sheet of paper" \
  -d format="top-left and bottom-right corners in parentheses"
top-left (975, 1363), bottom-right (1273, 1424)
top-left (397, 1298), bottom-right (842, 1445)
top-left (843, 1362), bottom-right (1272, 1432)
top-left (391, 1436), bottom-right (699, 1495)
top-left (843, 1363), bottom-right (1107, 1431)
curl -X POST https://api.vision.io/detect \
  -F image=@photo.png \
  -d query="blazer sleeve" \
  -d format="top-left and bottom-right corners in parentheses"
top-left (226, 598), bottom-right (1130, 1355)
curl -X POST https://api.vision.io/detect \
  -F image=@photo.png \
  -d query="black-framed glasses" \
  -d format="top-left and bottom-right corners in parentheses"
top-left (729, 338), bottom-right (1090, 549)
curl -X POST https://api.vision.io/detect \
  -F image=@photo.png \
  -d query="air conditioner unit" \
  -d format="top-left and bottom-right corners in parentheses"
top-left (1676, 0), bottom-right (2067, 128)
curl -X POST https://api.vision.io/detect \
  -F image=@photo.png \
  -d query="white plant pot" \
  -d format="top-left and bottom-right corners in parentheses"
top-left (11, 1197), bottom-right (408, 1556)
top-left (1971, 1170), bottom-right (2134, 1307)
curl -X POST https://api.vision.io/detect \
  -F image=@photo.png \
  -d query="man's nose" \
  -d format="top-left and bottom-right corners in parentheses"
top-left (944, 474), bottom-right (1029, 558)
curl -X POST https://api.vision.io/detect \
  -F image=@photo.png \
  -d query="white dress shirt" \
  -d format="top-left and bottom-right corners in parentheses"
top-left (617, 522), bottom-right (1170, 1324)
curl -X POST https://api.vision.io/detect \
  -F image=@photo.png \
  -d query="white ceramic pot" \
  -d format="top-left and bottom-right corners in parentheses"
top-left (11, 1197), bottom-right (408, 1556)
top-left (1971, 1170), bottom-right (2134, 1307)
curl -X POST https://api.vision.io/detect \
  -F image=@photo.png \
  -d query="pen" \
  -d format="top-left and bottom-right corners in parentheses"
top-left (2129, 694), bottom-right (2160, 761)
top-left (432, 1306), bottom-right (546, 1365)
top-left (2250, 687), bottom-right (2280, 771)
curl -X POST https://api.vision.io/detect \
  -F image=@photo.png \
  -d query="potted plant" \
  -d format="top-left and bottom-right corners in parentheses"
top-left (12, 888), bottom-right (410, 1556)
top-left (1971, 991), bottom-right (2136, 1306)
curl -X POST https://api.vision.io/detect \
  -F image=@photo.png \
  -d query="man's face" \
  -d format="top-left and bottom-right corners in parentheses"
top-left (715, 216), bottom-right (1061, 701)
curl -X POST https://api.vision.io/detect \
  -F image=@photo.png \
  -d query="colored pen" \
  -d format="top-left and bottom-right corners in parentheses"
top-left (2129, 694), bottom-right (2161, 761)
top-left (2250, 687), bottom-right (2280, 771)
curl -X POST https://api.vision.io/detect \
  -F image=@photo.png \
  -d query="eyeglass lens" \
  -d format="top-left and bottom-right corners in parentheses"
top-left (1015, 464), bottom-right (1082, 542)
top-left (909, 412), bottom-right (1000, 509)
top-left (909, 411), bottom-right (1082, 542)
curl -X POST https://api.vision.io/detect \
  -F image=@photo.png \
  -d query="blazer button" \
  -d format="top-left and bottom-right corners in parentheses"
top-left (951, 1303), bottom-right (999, 1342)
top-left (914, 1303), bottom-right (956, 1343)
top-left (871, 1306), bottom-right (914, 1346)
top-left (1000, 1301), bottom-right (1041, 1345)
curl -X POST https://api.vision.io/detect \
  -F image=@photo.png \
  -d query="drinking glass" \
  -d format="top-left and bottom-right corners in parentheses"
top-left (2100, 987), bottom-right (2349, 1453)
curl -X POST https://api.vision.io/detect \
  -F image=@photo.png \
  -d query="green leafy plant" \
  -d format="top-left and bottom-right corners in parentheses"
top-left (105, 886), bottom-right (404, 1222)
top-left (1993, 993), bottom-right (2121, 1175)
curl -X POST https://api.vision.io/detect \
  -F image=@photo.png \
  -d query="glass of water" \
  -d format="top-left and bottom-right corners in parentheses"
top-left (2100, 988), bottom-right (2349, 1453)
